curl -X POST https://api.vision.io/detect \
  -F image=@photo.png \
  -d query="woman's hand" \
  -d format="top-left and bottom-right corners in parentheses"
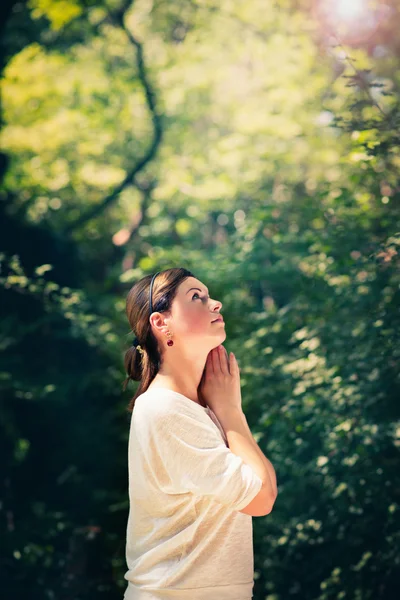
top-left (198, 345), bottom-right (243, 417)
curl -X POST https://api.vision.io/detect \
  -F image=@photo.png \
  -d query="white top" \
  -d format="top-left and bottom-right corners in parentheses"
top-left (123, 388), bottom-right (263, 600)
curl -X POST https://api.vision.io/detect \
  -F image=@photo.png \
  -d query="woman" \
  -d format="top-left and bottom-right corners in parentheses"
top-left (122, 268), bottom-right (277, 599)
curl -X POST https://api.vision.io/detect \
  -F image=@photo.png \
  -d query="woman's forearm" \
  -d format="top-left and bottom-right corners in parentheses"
top-left (236, 410), bottom-right (277, 496)
top-left (216, 407), bottom-right (278, 498)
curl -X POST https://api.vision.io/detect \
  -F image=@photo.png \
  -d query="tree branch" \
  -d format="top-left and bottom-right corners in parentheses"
top-left (63, 1), bottom-right (163, 234)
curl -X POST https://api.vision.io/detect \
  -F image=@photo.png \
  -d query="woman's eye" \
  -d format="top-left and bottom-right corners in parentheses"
top-left (192, 292), bottom-right (210, 301)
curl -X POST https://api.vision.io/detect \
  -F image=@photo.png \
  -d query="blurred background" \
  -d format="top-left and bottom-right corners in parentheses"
top-left (1, 0), bottom-right (399, 598)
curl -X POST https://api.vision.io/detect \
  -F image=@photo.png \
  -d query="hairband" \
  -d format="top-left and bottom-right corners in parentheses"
top-left (132, 271), bottom-right (162, 354)
top-left (132, 336), bottom-right (143, 354)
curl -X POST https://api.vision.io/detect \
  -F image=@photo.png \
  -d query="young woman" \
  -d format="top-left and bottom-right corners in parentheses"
top-left (122, 267), bottom-right (277, 600)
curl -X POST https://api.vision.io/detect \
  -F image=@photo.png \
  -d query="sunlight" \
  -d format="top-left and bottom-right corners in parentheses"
top-left (335, 0), bottom-right (365, 21)
top-left (314, 0), bottom-right (384, 44)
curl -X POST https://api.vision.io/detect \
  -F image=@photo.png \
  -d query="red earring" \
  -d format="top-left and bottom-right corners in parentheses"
top-left (166, 331), bottom-right (174, 346)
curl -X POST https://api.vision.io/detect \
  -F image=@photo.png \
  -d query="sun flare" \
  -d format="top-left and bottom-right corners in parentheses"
top-left (335, 0), bottom-right (366, 21)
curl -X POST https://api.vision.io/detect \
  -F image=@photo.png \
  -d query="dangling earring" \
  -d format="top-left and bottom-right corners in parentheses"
top-left (166, 330), bottom-right (174, 347)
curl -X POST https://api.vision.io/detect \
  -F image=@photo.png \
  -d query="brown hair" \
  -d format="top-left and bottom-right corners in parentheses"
top-left (123, 267), bottom-right (197, 412)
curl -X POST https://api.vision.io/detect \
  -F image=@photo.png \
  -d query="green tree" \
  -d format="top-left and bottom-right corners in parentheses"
top-left (1, 1), bottom-right (398, 598)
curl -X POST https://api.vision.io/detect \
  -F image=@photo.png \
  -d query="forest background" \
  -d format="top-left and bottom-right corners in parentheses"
top-left (1, 0), bottom-right (399, 599)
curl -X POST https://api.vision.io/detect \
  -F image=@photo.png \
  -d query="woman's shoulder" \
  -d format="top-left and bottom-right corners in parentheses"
top-left (134, 387), bottom-right (207, 420)
top-left (132, 389), bottom-right (228, 447)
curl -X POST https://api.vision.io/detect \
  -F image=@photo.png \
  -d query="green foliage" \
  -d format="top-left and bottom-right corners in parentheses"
top-left (1, 0), bottom-right (399, 598)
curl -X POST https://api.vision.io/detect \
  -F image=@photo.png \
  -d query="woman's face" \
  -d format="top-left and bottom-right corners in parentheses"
top-left (165, 277), bottom-right (226, 347)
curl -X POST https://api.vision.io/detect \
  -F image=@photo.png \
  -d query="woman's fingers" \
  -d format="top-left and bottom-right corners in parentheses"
top-left (211, 346), bottom-right (222, 374)
top-left (229, 351), bottom-right (235, 376)
top-left (218, 345), bottom-right (230, 374)
top-left (213, 346), bottom-right (221, 373)
top-left (231, 352), bottom-right (239, 376)
top-left (208, 345), bottom-right (231, 376)
top-left (223, 346), bottom-right (231, 374)
top-left (210, 347), bottom-right (217, 375)
top-left (217, 347), bottom-right (223, 372)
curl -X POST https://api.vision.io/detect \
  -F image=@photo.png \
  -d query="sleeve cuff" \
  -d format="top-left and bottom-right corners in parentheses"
top-left (233, 473), bottom-right (264, 511)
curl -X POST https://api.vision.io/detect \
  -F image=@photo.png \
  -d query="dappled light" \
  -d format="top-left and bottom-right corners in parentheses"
top-left (1, 0), bottom-right (399, 599)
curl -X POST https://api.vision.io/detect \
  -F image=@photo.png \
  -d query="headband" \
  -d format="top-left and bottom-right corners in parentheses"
top-left (132, 271), bottom-right (162, 352)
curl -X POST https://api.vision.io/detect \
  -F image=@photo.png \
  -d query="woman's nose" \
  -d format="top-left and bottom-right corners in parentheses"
top-left (213, 299), bottom-right (222, 311)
